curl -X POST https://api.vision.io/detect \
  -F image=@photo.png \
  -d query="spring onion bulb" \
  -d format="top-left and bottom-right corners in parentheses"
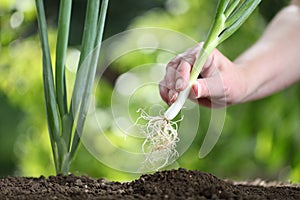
top-left (164, 48), bottom-right (211, 121)
top-left (138, 0), bottom-right (262, 171)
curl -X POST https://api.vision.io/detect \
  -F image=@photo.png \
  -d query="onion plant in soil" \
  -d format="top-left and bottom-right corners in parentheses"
top-left (2, 0), bottom-right (300, 199)
top-left (35, 0), bottom-right (109, 174)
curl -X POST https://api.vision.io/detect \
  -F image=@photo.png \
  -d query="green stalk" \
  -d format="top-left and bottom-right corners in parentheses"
top-left (59, 0), bottom-right (101, 174)
top-left (35, 0), bottom-right (63, 172)
top-left (36, 0), bottom-right (109, 175)
top-left (224, 0), bottom-right (241, 18)
top-left (55, 0), bottom-right (73, 158)
top-left (164, 0), bottom-right (262, 120)
top-left (55, 0), bottom-right (72, 118)
top-left (70, 0), bottom-right (110, 158)
top-left (194, 0), bottom-right (261, 82)
top-left (77, 1), bottom-right (100, 70)
top-left (70, 0), bottom-right (100, 121)
top-left (219, 0), bottom-right (262, 44)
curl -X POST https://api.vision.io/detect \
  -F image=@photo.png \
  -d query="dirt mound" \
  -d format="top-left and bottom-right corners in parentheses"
top-left (1, 168), bottom-right (299, 199)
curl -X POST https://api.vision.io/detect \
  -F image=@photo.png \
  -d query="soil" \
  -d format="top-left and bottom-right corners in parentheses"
top-left (1, 168), bottom-right (300, 200)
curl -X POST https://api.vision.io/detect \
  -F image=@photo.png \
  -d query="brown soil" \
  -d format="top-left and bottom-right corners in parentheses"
top-left (1, 168), bottom-right (299, 200)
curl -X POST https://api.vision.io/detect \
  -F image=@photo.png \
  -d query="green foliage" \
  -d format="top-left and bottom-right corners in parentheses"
top-left (191, 0), bottom-right (263, 83)
top-left (35, 0), bottom-right (109, 174)
top-left (1, 0), bottom-right (300, 183)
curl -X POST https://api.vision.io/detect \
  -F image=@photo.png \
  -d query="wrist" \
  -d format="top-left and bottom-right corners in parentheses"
top-left (229, 63), bottom-right (254, 105)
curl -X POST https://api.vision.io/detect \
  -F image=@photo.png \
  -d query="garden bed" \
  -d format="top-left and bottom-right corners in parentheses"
top-left (1, 168), bottom-right (299, 199)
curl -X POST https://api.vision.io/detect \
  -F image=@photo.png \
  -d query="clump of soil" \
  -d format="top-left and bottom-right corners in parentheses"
top-left (1, 168), bottom-right (299, 199)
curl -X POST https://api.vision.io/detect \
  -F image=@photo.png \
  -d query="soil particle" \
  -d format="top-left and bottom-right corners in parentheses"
top-left (0, 168), bottom-right (299, 200)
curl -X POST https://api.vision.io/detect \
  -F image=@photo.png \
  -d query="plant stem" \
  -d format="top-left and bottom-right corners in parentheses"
top-left (70, 0), bottom-right (110, 158)
top-left (70, 0), bottom-right (100, 122)
top-left (77, 0), bottom-right (100, 71)
top-left (36, 0), bottom-right (109, 175)
top-left (219, 0), bottom-right (262, 44)
top-left (224, 0), bottom-right (241, 18)
top-left (55, 0), bottom-right (72, 118)
top-left (55, 0), bottom-right (74, 156)
top-left (62, 0), bottom-right (101, 175)
top-left (35, 0), bottom-right (62, 172)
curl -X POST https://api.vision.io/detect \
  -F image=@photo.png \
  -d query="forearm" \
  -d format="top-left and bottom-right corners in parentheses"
top-left (235, 1), bottom-right (300, 103)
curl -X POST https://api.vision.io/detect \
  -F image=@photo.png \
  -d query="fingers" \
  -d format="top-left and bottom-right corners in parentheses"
top-left (165, 65), bottom-right (177, 89)
top-left (160, 59), bottom-right (192, 105)
top-left (175, 60), bottom-right (191, 90)
top-left (159, 42), bottom-right (210, 105)
top-left (160, 43), bottom-right (236, 108)
top-left (160, 53), bottom-right (193, 103)
top-left (159, 81), bottom-right (169, 104)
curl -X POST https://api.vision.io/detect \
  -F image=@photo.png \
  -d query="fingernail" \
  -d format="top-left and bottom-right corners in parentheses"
top-left (170, 94), bottom-right (176, 102)
top-left (169, 90), bottom-right (177, 103)
top-left (175, 79), bottom-right (183, 90)
top-left (191, 84), bottom-right (199, 99)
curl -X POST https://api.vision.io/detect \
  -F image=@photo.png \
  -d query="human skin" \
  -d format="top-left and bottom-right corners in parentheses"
top-left (159, 0), bottom-right (300, 108)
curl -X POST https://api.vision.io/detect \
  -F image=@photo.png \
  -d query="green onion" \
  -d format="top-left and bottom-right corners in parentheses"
top-left (164, 0), bottom-right (262, 121)
top-left (139, 0), bottom-right (261, 170)
top-left (35, 0), bottom-right (109, 175)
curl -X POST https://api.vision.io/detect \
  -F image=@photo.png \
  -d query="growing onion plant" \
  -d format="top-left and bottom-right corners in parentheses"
top-left (139, 0), bottom-right (262, 170)
top-left (35, 0), bottom-right (109, 174)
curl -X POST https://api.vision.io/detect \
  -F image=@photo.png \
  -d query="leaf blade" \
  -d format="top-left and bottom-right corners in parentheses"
top-left (70, 0), bottom-right (110, 158)
top-left (55, 0), bottom-right (72, 118)
top-left (35, 0), bottom-right (62, 171)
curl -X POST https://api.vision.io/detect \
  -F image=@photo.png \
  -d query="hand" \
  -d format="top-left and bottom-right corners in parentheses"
top-left (159, 43), bottom-right (248, 108)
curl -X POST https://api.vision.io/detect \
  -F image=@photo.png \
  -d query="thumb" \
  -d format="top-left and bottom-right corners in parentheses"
top-left (189, 79), bottom-right (208, 99)
top-left (190, 76), bottom-right (225, 100)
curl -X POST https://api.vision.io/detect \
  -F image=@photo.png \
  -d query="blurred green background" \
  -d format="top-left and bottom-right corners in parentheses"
top-left (1, 0), bottom-right (300, 183)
